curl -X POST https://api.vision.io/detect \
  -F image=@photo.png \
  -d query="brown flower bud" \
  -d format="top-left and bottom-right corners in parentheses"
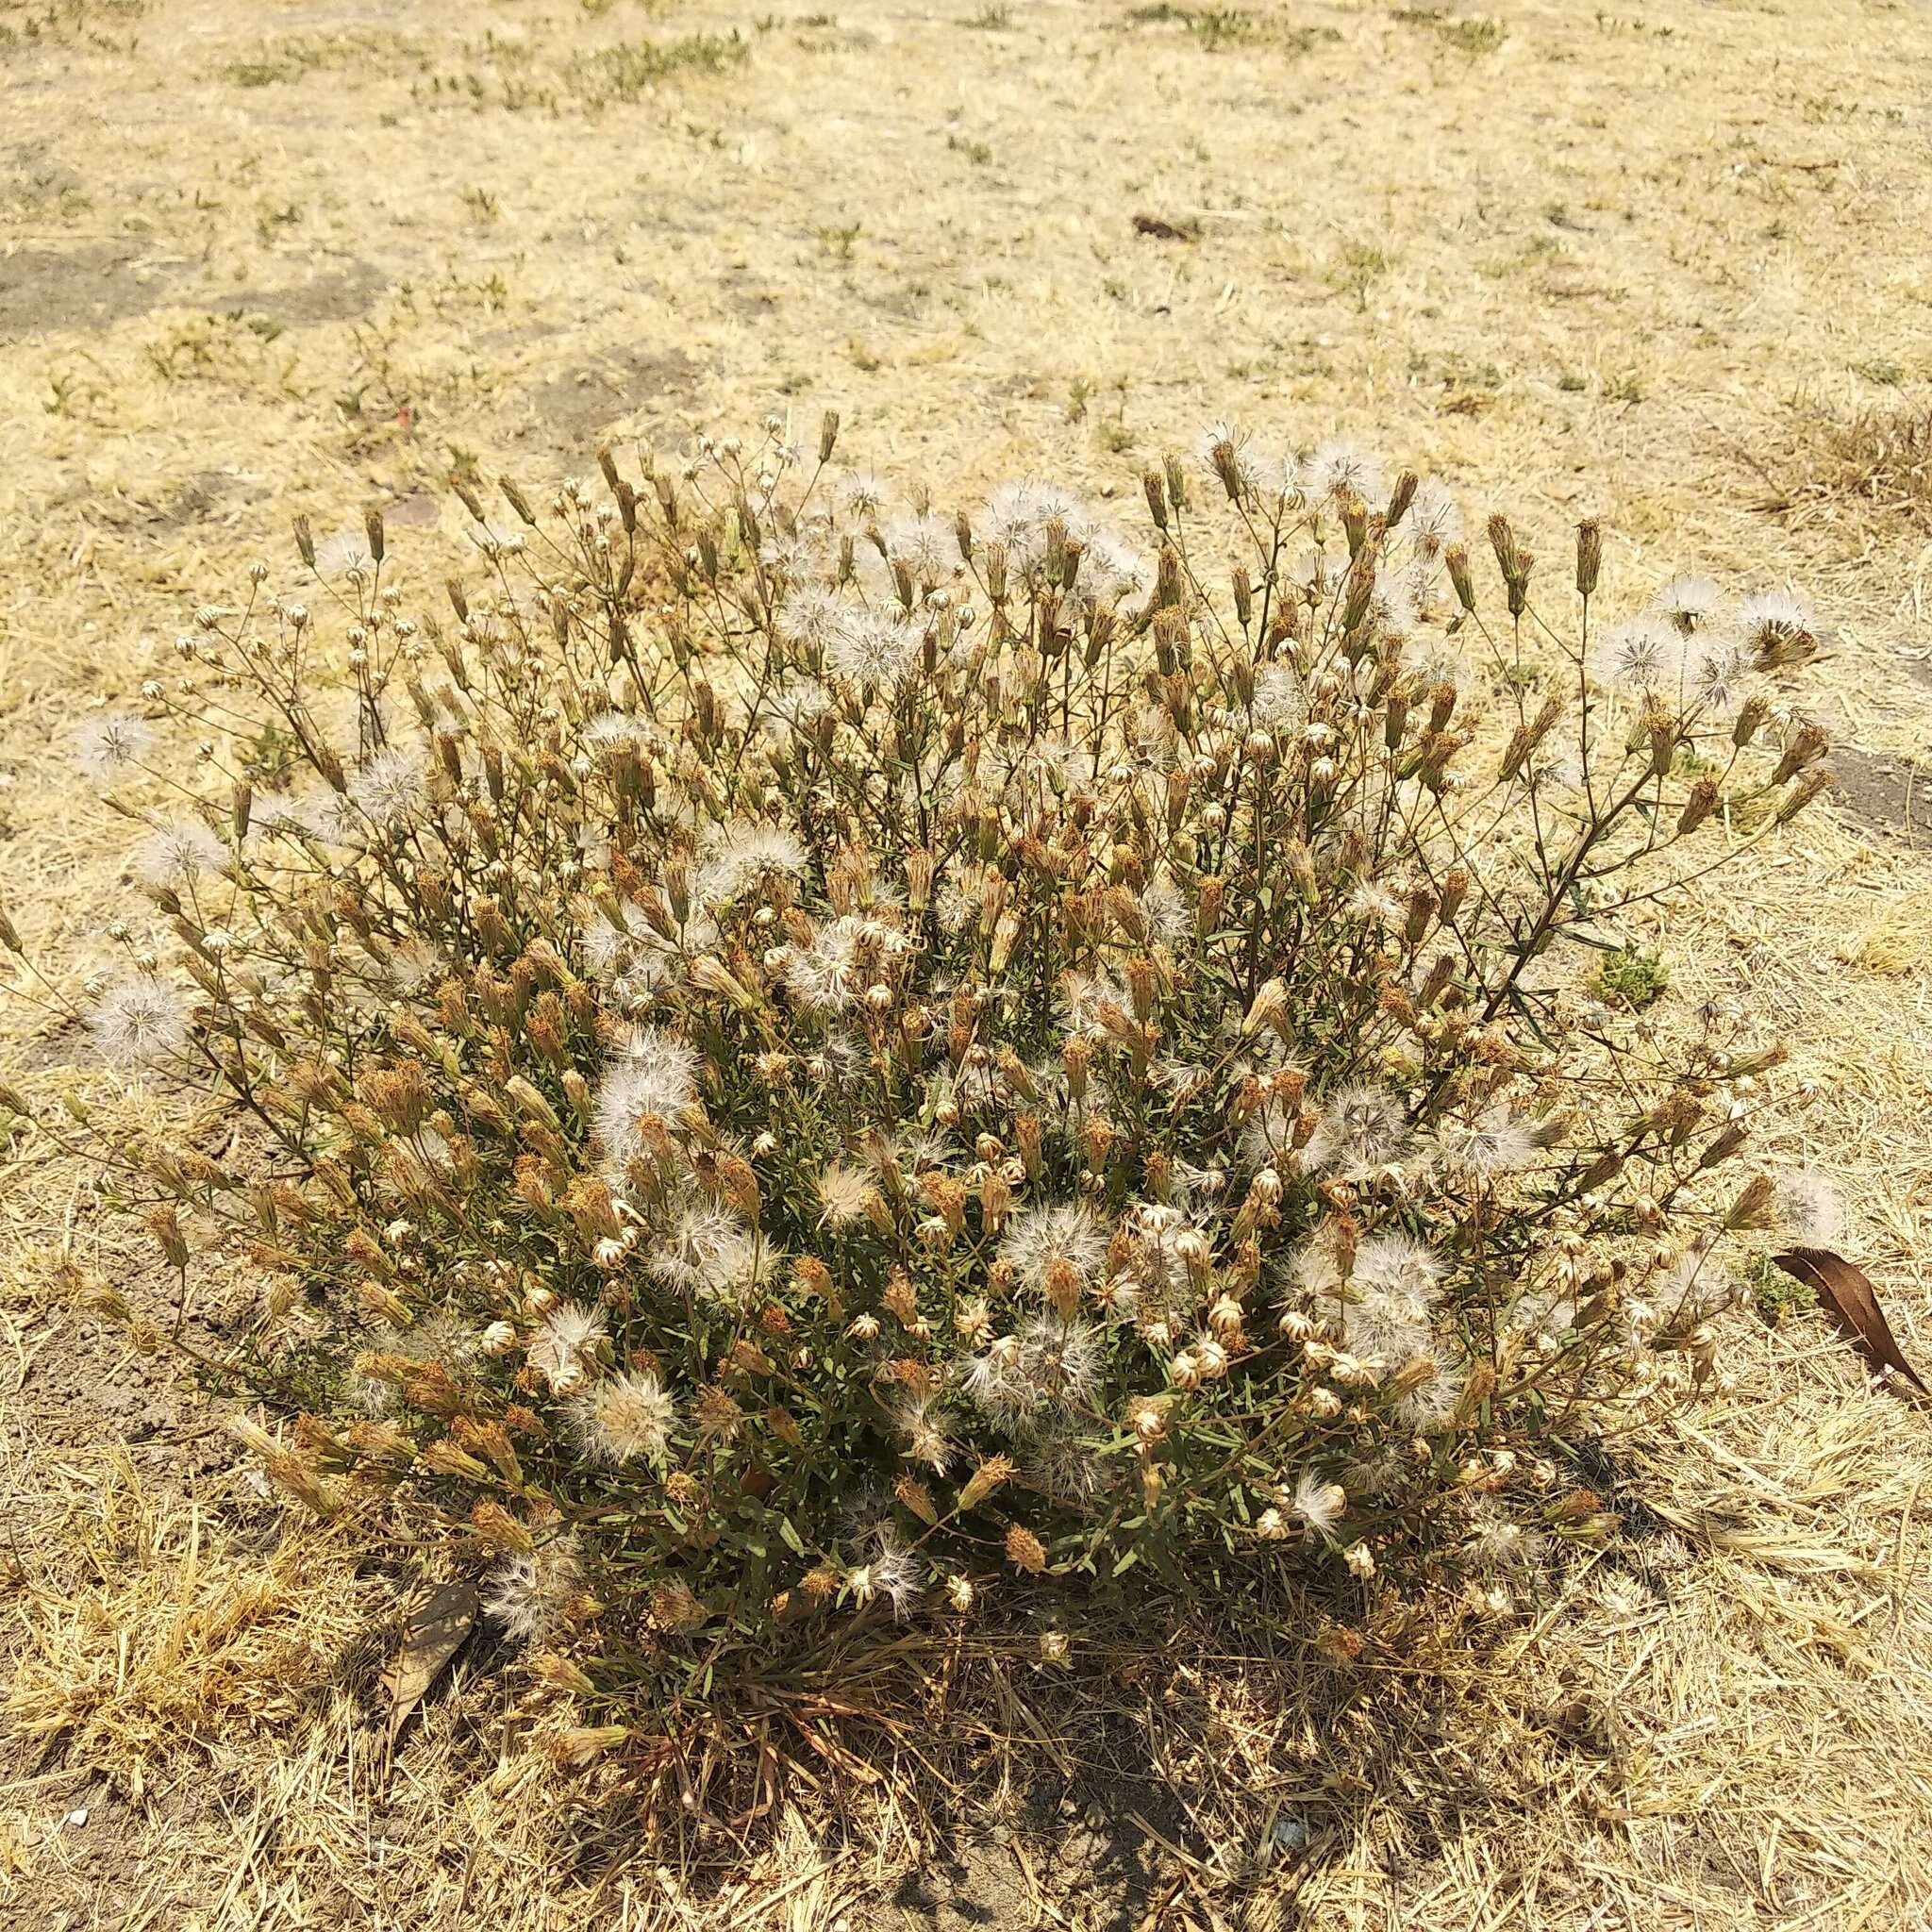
top-left (1142, 468), bottom-right (1168, 531)
top-left (959, 1455), bottom-right (1015, 1512)
top-left (1005, 1524), bottom-right (1049, 1574)
top-left (1677, 774), bottom-right (1721, 834)
top-left (1575, 519), bottom-right (1602, 598)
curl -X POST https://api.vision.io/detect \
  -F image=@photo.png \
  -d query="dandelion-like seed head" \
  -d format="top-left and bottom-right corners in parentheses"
top-left (571, 1370), bottom-right (675, 1467)
top-left (961, 1336), bottom-right (1041, 1433)
top-left (135, 817), bottom-right (230, 889)
top-left (593, 1030), bottom-right (702, 1165)
top-left (782, 912), bottom-right (906, 1013)
top-left (1654, 575), bottom-right (1722, 630)
top-left (849, 1531), bottom-right (923, 1619)
top-left (774, 583), bottom-right (847, 649)
top-left (1251, 662), bottom-right (1308, 734)
top-left (883, 512), bottom-right (959, 585)
top-left (1018, 1314), bottom-right (1103, 1407)
top-left (313, 528), bottom-right (375, 577)
top-left (839, 468), bottom-right (887, 523)
top-left (816, 1161), bottom-right (878, 1232)
top-left (1774, 1166), bottom-right (1844, 1247)
top-left (1306, 1084), bottom-right (1409, 1177)
top-left (1737, 588), bottom-right (1818, 668)
top-left (583, 711), bottom-right (648, 753)
top-left (1000, 1202), bottom-right (1108, 1300)
top-left (349, 746), bottom-right (426, 829)
top-left (825, 608), bottom-right (921, 691)
top-left (648, 1203), bottom-right (758, 1303)
top-left (1077, 526), bottom-right (1150, 604)
top-left (1436, 1104), bottom-right (1541, 1179)
top-left (1291, 1470), bottom-right (1347, 1540)
top-left (1594, 615), bottom-right (1688, 693)
top-left (889, 1394), bottom-right (957, 1474)
top-left (76, 712), bottom-right (158, 780)
top-left (760, 675), bottom-right (834, 742)
top-left (92, 974), bottom-right (190, 1067)
top-left (1302, 438), bottom-right (1386, 509)
top-left (1344, 1232), bottom-right (1441, 1367)
top-left (1466, 1504), bottom-right (1544, 1572)
top-left (1349, 882), bottom-right (1404, 929)
top-left (527, 1302), bottom-right (608, 1391)
top-left (1191, 418), bottom-right (1246, 469)
top-left (468, 520), bottom-right (525, 557)
top-left (483, 1539), bottom-right (583, 1643)
top-left (1406, 478), bottom-right (1463, 555)
top-left (1688, 634), bottom-right (1750, 715)
top-left (696, 819), bottom-right (809, 906)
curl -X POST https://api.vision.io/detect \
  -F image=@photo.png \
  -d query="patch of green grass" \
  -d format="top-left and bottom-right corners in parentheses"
top-left (574, 30), bottom-right (749, 104)
top-left (1187, 8), bottom-right (1256, 47)
top-left (1591, 946), bottom-right (1668, 1011)
top-left (815, 222), bottom-right (862, 260)
top-left (1477, 234), bottom-right (1561, 279)
top-left (1332, 241), bottom-right (1391, 310)
top-left (221, 30), bottom-right (404, 88)
top-left (7, 172), bottom-right (92, 222)
top-left (143, 311), bottom-right (290, 385)
top-left (253, 200), bottom-right (304, 244)
top-left (0, 0), bottom-right (145, 53)
top-left (237, 719), bottom-right (303, 791)
top-left (41, 366), bottom-right (113, 420)
top-left (1393, 8), bottom-right (1506, 57)
top-left (1121, 5), bottom-right (1336, 52)
top-left (1592, 9), bottom-right (1674, 37)
top-left (1747, 1252), bottom-right (1815, 1324)
top-left (1439, 16), bottom-right (1504, 55)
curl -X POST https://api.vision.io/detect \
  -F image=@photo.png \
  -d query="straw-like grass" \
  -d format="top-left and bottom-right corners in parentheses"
top-left (4, 0), bottom-right (1930, 1924)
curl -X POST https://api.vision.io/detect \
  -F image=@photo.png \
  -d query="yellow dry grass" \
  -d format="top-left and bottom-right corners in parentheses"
top-left (3, 0), bottom-right (1930, 1924)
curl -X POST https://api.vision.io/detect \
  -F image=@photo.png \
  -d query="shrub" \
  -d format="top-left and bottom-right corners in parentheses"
top-left (13, 417), bottom-right (1840, 1737)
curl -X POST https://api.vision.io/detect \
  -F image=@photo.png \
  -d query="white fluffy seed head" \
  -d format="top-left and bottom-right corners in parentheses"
top-left (571, 1370), bottom-right (675, 1466)
top-left (92, 975), bottom-right (190, 1066)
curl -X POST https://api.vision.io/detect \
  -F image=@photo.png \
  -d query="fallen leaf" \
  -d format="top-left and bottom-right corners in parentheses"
top-left (1773, 1248), bottom-right (1929, 1397)
top-left (383, 1577), bottom-right (478, 1742)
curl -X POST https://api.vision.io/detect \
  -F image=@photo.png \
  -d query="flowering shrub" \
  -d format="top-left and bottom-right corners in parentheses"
top-left (18, 416), bottom-right (1842, 1701)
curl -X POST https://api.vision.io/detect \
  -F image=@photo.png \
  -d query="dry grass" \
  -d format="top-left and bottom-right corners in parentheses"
top-left (4, 0), bottom-right (1932, 1924)
top-left (1798, 401), bottom-right (1932, 528)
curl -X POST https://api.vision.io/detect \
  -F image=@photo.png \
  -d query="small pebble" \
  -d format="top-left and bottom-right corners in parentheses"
top-left (67, 1807), bottom-right (89, 1827)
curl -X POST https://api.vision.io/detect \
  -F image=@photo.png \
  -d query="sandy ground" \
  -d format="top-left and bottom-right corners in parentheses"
top-left (3, 0), bottom-right (1932, 1925)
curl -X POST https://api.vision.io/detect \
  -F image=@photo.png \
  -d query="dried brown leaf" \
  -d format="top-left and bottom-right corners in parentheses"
top-left (382, 1576), bottom-right (478, 1742)
top-left (1773, 1247), bottom-right (1929, 1397)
